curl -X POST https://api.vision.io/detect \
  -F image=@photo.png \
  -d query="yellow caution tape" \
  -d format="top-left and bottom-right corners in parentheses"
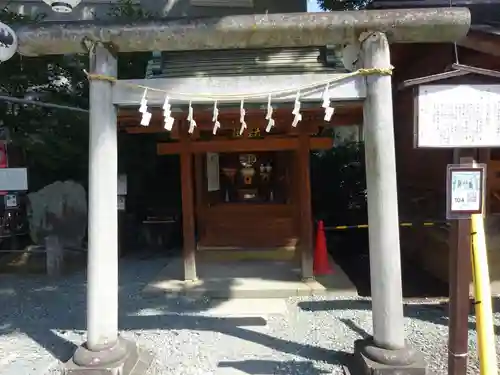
top-left (325, 221), bottom-right (448, 231)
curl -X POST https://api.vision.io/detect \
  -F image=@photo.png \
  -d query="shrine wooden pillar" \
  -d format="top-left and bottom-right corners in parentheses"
top-left (297, 131), bottom-right (314, 280)
top-left (180, 128), bottom-right (197, 281)
top-left (194, 154), bottom-right (204, 234)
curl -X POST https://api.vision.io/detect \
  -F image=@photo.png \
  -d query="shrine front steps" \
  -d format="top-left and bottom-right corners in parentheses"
top-left (142, 257), bottom-right (358, 299)
top-left (196, 246), bottom-right (297, 262)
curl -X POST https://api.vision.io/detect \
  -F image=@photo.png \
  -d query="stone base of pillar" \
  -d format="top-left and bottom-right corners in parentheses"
top-left (354, 338), bottom-right (426, 375)
top-left (65, 337), bottom-right (153, 375)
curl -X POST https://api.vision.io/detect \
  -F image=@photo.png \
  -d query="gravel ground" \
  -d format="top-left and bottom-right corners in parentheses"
top-left (0, 257), bottom-right (499, 375)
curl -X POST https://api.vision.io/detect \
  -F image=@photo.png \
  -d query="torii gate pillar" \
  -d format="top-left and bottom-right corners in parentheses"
top-left (65, 42), bottom-right (153, 375)
top-left (354, 31), bottom-right (426, 374)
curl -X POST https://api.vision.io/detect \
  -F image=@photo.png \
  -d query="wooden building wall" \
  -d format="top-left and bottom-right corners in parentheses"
top-left (393, 43), bottom-right (500, 288)
top-left (394, 44), bottom-right (500, 195)
top-left (393, 44), bottom-right (455, 197)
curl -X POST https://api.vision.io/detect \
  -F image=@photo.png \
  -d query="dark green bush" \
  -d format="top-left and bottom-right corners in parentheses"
top-left (311, 141), bottom-right (367, 226)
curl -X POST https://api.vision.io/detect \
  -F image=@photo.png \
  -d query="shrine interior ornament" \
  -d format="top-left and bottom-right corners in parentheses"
top-left (222, 167), bottom-right (237, 181)
top-left (239, 154), bottom-right (257, 185)
top-left (0, 22), bottom-right (18, 62)
top-left (239, 153), bottom-right (257, 168)
top-left (260, 163), bottom-right (272, 182)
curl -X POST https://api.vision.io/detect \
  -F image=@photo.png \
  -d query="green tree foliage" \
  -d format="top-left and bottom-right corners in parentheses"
top-left (317, 0), bottom-right (373, 11)
top-left (0, 8), bottom-right (88, 190)
top-left (311, 142), bottom-right (367, 224)
top-left (0, 0), bottom-right (152, 190)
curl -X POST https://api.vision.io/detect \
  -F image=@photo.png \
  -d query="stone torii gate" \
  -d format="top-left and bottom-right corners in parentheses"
top-left (14, 8), bottom-right (470, 375)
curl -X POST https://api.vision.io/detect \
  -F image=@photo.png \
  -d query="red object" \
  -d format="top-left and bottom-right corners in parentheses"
top-left (0, 142), bottom-right (7, 195)
top-left (0, 142), bottom-right (7, 169)
top-left (313, 220), bottom-right (333, 275)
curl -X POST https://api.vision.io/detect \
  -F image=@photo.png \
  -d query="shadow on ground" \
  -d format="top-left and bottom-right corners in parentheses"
top-left (4, 254), bottom-right (495, 374)
top-left (298, 298), bottom-right (500, 335)
top-left (326, 231), bottom-right (449, 298)
top-left (0, 257), bottom-right (356, 374)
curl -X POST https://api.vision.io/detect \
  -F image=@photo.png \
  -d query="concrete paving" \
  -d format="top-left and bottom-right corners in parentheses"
top-left (143, 258), bottom-right (357, 298)
top-left (200, 298), bottom-right (289, 317)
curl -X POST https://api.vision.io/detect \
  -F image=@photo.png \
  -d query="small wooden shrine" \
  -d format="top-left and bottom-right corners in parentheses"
top-left (119, 102), bottom-right (363, 279)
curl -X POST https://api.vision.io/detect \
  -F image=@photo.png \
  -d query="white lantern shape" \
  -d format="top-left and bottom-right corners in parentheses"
top-left (43, 0), bottom-right (82, 13)
top-left (0, 22), bottom-right (18, 62)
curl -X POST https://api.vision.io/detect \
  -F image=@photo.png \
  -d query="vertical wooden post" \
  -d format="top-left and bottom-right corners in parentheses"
top-left (291, 150), bottom-right (301, 266)
top-left (477, 148), bottom-right (491, 215)
top-left (448, 151), bottom-right (473, 375)
top-left (194, 154), bottom-right (204, 236)
top-left (297, 132), bottom-right (314, 280)
top-left (180, 129), bottom-right (197, 281)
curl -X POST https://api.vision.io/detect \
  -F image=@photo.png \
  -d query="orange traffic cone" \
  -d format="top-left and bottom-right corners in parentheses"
top-left (313, 220), bottom-right (333, 275)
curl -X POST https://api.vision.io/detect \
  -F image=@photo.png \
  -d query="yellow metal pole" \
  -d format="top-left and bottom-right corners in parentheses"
top-left (470, 213), bottom-right (498, 375)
